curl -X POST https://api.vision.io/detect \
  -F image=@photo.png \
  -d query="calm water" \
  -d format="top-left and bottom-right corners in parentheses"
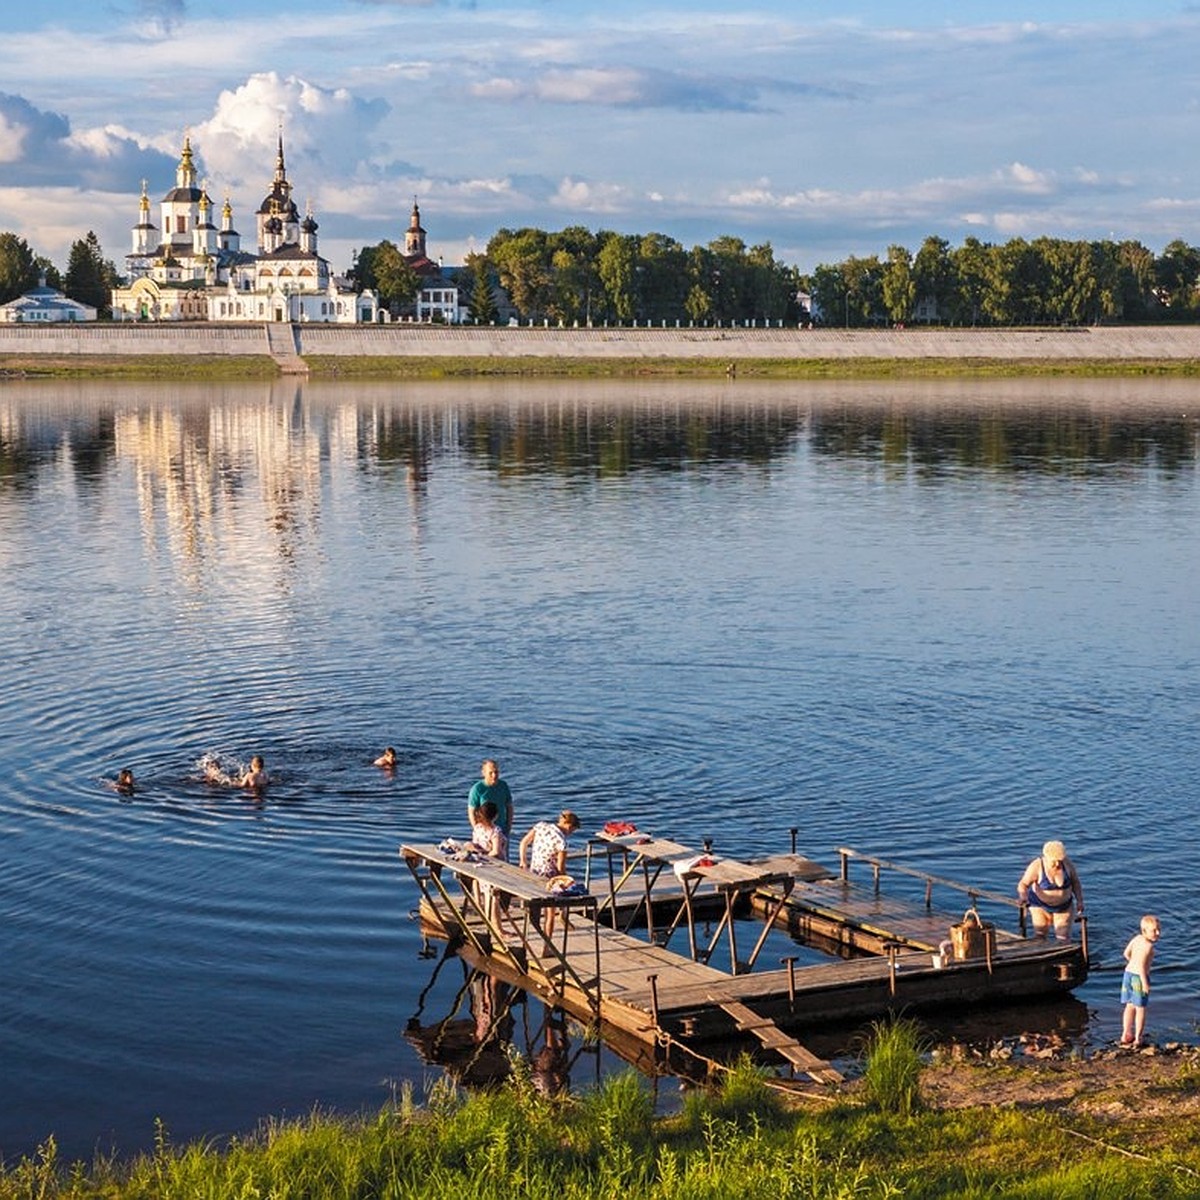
top-left (2, 376), bottom-right (1198, 1161)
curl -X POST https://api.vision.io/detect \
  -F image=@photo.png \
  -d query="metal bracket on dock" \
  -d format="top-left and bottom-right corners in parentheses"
top-left (401, 846), bottom-right (604, 1018)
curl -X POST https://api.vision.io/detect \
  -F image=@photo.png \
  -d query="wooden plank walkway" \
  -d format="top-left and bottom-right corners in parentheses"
top-left (760, 877), bottom-right (995, 952)
top-left (402, 836), bottom-right (1088, 1079)
top-left (711, 998), bottom-right (842, 1082)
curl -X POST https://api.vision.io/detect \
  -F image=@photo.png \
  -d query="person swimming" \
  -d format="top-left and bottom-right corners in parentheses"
top-left (113, 768), bottom-right (135, 794)
top-left (374, 746), bottom-right (398, 769)
top-left (203, 753), bottom-right (268, 791)
top-left (238, 755), bottom-right (268, 791)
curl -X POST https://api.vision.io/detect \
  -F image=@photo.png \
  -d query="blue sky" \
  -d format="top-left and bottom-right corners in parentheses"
top-left (2, 1), bottom-right (1199, 276)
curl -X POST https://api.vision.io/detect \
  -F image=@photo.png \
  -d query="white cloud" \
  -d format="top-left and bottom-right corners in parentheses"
top-left (553, 177), bottom-right (630, 212)
top-left (189, 72), bottom-right (391, 194)
top-left (0, 114), bottom-right (26, 163)
top-left (0, 187), bottom-right (131, 267)
top-left (1004, 162), bottom-right (1053, 192)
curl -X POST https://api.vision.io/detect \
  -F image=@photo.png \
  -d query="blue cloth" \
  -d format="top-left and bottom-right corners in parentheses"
top-left (468, 778), bottom-right (513, 835)
top-left (1121, 970), bottom-right (1148, 1008)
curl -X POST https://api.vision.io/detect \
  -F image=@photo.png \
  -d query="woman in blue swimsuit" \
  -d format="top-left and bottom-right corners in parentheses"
top-left (1017, 839), bottom-right (1084, 940)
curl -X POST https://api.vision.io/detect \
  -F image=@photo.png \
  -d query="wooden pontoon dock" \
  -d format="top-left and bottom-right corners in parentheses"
top-left (401, 833), bottom-right (1088, 1084)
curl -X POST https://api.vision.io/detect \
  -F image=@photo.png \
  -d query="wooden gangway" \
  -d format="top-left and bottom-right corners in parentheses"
top-left (401, 834), bottom-right (1089, 1085)
top-left (402, 840), bottom-right (843, 1082)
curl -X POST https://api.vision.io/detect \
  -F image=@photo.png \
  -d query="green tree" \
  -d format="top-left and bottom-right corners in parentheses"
top-left (464, 251), bottom-right (498, 325)
top-left (746, 242), bottom-right (790, 323)
top-left (548, 225), bottom-right (601, 323)
top-left (950, 237), bottom-right (991, 326)
top-left (488, 228), bottom-right (552, 320)
top-left (684, 282), bottom-right (712, 324)
top-left (350, 244), bottom-right (380, 292)
top-left (1114, 239), bottom-right (1157, 320)
top-left (0, 232), bottom-right (39, 303)
top-left (370, 240), bottom-right (420, 313)
top-left (1154, 239), bottom-right (1200, 315)
top-left (35, 255), bottom-right (62, 291)
top-left (913, 236), bottom-right (956, 323)
top-left (843, 255), bottom-right (883, 327)
top-left (597, 232), bottom-right (638, 322)
top-left (881, 244), bottom-right (916, 324)
top-left (547, 247), bottom-right (587, 324)
top-left (638, 232), bottom-right (689, 324)
top-left (982, 239), bottom-right (1046, 325)
top-left (64, 231), bottom-right (117, 316)
top-left (807, 263), bottom-right (844, 327)
top-left (706, 235), bottom-right (749, 323)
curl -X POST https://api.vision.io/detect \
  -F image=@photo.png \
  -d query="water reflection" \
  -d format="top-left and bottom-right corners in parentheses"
top-left (404, 954), bottom-right (587, 1094)
top-left (2, 379), bottom-right (1197, 501)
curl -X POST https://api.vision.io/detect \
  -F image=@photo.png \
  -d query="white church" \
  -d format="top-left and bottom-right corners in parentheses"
top-left (111, 136), bottom-right (377, 323)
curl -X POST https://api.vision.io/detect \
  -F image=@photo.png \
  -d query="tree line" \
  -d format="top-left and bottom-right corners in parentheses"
top-left (0, 231), bottom-right (120, 317)
top-left (9, 221), bottom-right (1200, 327)
top-left (808, 235), bottom-right (1200, 327)
top-left (349, 226), bottom-right (804, 325)
top-left (352, 227), bottom-right (1200, 327)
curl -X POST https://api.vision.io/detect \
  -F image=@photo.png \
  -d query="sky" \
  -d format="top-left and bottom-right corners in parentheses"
top-left (2, 1), bottom-right (1200, 277)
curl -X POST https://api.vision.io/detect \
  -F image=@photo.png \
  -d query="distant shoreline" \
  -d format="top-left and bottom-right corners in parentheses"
top-left (4, 322), bottom-right (1200, 378)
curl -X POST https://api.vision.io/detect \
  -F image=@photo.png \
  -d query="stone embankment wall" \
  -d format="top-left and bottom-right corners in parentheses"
top-left (5, 322), bottom-right (1200, 360)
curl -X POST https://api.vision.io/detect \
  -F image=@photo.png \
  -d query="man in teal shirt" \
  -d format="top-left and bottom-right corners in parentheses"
top-left (468, 759), bottom-right (513, 857)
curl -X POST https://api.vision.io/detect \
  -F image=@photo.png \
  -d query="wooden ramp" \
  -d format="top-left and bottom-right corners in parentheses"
top-left (402, 837), bottom-right (1089, 1085)
top-left (710, 998), bottom-right (842, 1083)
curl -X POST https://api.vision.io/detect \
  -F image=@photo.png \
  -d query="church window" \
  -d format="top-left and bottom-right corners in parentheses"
top-left (176, 216), bottom-right (186, 234)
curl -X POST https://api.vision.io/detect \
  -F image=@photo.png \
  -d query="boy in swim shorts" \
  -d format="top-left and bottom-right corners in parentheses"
top-left (1121, 914), bottom-right (1161, 1048)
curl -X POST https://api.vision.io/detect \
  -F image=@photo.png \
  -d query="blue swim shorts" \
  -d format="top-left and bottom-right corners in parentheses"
top-left (1121, 970), bottom-right (1148, 1008)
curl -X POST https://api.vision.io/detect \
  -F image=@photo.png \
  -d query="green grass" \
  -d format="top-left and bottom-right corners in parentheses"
top-left (5, 1056), bottom-right (1200, 1199)
top-left (6, 351), bottom-right (1200, 382)
top-left (303, 354), bottom-right (1200, 380)
top-left (858, 1017), bottom-right (927, 1117)
top-left (0, 355), bottom-right (279, 380)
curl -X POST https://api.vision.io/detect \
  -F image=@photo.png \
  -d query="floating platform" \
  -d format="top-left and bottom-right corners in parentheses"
top-left (401, 835), bottom-right (1089, 1084)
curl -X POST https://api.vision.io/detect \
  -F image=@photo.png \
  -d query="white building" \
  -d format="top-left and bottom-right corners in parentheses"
top-left (112, 136), bottom-right (375, 323)
top-left (1, 276), bottom-right (97, 323)
top-left (402, 200), bottom-right (467, 323)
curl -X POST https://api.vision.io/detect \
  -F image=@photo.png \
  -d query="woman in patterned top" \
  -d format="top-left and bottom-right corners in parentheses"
top-left (519, 809), bottom-right (581, 879)
top-left (518, 809), bottom-right (581, 939)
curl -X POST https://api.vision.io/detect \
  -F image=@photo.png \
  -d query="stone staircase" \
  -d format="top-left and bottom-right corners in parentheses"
top-left (263, 322), bottom-right (309, 374)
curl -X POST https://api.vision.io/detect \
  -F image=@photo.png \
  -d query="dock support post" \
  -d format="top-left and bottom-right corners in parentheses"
top-left (839, 849), bottom-right (849, 882)
top-left (592, 918), bottom-right (603, 1019)
top-left (872, 863), bottom-right (881, 895)
top-left (789, 827), bottom-right (798, 855)
top-left (1079, 913), bottom-right (1089, 961)
top-left (781, 956), bottom-right (797, 1010)
top-left (647, 974), bottom-right (660, 1026)
top-left (646, 973), bottom-right (662, 1063)
top-left (885, 941), bottom-right (899, 997)
top-left (1018, 903), bottom-right (1028, 937)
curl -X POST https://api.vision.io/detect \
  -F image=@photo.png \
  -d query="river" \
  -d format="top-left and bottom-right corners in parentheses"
top-left (1, 375), bottom-right (1197, 1162)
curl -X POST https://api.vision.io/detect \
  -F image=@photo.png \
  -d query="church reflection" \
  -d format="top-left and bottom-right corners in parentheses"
top-left (0, 384), bottom-right (1197, 582)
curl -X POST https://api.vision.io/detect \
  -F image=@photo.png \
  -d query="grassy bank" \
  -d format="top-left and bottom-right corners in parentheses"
top-left (304, 354), bottom-right (1200, 380)
top-left (0, 355), bottom-right (278, 380)
top-left (6, 353), bottom-right (1200, 382)
top-left (7, 1032), bottom-right (1200, 1199)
